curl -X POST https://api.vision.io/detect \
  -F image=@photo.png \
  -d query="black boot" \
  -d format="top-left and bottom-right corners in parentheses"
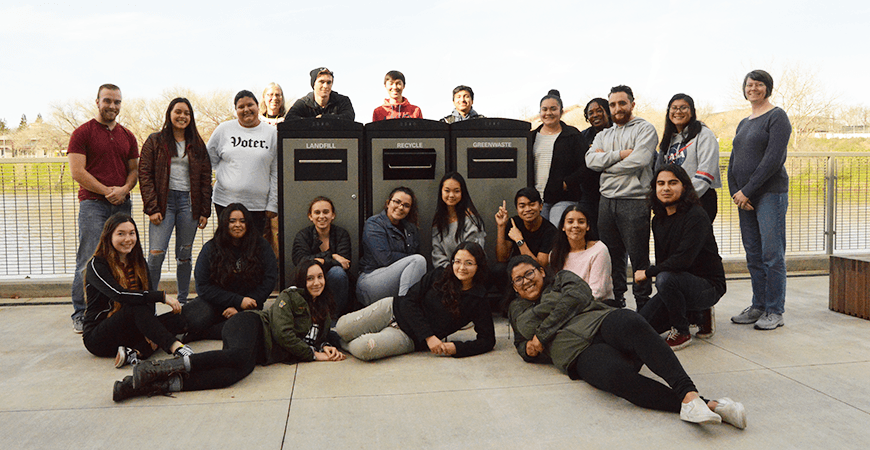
top-left (113, 375), bottom-right (172, 402)
top-left (133, 357), bottom-right (188, 389)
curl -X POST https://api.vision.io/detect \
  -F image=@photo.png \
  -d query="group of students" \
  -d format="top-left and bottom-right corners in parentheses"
top-left (73, 68), bottom-right (796, 431)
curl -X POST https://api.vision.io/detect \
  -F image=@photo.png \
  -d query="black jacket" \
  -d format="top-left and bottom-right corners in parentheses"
top-left (194, 237), bottom-right (278, 311)
top-left (393, 268), bottom-right (495, 358)
top-left (646, 204), bottom-right (726, 294)
top-left (82, 256), bottom-right (164, 334)
top-left (531, 122), bottom-right (599, 205)
top-left (291, 224), bottom-right (352, 272)
top-left (285, 91), bottom-right (355, 121)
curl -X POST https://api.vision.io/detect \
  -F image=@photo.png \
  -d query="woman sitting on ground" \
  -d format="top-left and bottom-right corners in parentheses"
top-left (114, 260), bottom-right (345, 401)
top-left (182, 203), bottom-right (277, 342)
top-left (336, 242), bottom-right (494, 361)
top-left (549, 205), bottom-right (618, 308)
top-left (292, 196), bottom-right (352, 316)
top-left (356, 186), bottom-right (427, 306)
top-left (431, 172), bottom-right (485, 268)
top-left (82, 213), bottom-right (192, 369)
top-left (507, 255), bottom-right (746, 428)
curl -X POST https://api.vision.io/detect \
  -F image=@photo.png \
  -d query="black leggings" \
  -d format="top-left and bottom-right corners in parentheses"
top-left (83, 304), bottom-right (186, 357)
top-left (182, 311), bottom-right (264, 392)
top-left (572, 309), bottom-right (697, 413)
top-left (181, 298), bottom-right (229, 342)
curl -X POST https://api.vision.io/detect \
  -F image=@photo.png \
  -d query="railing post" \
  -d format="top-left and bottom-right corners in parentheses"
top-left (825, 156), bottom-right (837, 255)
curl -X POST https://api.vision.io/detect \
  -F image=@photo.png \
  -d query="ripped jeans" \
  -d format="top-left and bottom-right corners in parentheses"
top-left (147, 190), bottom-right (200, 302)
top-left (334, 297), bottom-right (415, 361)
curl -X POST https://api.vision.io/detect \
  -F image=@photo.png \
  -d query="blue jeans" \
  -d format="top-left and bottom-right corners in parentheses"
top-left (356, 254), bottom-right (427, 306)
top-left (147, 190), bottom-right (199, 302)
top-left (326, 265), bottom-right (350, 318)
top-left (640, 271), bottom-right (724, 335)
top-left (738, 191), bottom-right (788, 314)
top-left (72, 199), bottom-right (132, 319)
top-left (542, 201), bottom-right (577, 227)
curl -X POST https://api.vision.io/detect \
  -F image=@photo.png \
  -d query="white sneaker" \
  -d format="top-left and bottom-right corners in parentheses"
top-left (714, 398), bottom-right (747, 429)
top-left (680, 397), bottom-right (722, 424)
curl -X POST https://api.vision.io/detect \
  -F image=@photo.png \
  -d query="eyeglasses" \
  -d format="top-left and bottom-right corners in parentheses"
top-left (512, 268), bottom-right (538, 287)
top-left (669, 105), bottom-right (690, 113)
top-left (452, 260), bottom-right (477, 267)
top-left (390, 198), bottom-right (412, 210)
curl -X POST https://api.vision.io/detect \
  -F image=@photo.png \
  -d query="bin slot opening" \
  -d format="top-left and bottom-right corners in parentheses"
top-left (294, 148), bottom-right (348, 181)
top-left (467, 147), bottom-right (517, 179)
top-left (382, 148), bottom-right (436, 180)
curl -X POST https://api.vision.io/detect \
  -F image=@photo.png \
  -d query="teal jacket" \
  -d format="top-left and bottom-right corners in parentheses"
top-left (509, 270), bottom-right (615, 373)
top-left (254, 287), bottom-right (332, 365)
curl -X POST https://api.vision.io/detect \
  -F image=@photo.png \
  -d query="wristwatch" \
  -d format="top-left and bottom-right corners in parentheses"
top-left (516, 239), bottom-right (525, 247)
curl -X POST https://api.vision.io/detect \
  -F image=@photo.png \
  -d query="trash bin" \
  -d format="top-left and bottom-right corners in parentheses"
top-left (365, 119), bottom-right (449, 267)
top-left (277, 118), bottom-right (364, 287)
top-left (450, 118), bottom-right (532, 261)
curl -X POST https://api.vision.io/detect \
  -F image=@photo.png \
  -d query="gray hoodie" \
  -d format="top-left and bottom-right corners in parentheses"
top-left (585, 116), bottom-right (658, 200)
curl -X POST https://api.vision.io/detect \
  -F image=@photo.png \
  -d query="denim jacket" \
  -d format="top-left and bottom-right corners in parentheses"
top-left (359, 210), bottom-right (420, 274)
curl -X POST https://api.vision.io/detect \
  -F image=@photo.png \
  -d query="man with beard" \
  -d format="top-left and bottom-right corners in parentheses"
top-left (67, 84), bottom-right (140, 333)
top-left (635, 165), bottom-right (725, 350)
top-left (585, 85), bottom-right (658, 311)
top-left (285, 67), bottom-right (355, 121)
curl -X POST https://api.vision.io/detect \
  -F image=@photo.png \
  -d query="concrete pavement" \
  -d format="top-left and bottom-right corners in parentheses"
top-left (1, 275), bottom-right (869, 449)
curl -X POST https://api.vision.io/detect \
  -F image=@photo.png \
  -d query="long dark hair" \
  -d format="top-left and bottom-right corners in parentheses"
top-left (209, 203), bottom-right (264, 291)
top-left (432, 172), bottom-right (483, 241)
top-left (549, 205), bottom-right (598, 272)
top-left (648, 164), bottom-right (700, 216)
top-left (384, 186), bottom-right (419, 226)
top-left (160, 97), bottom-right (207, 158)
top-left (93, 213), bottom-right (150, 291)
top-left (294, 259), bottom-right (335, 327)
top-left (433, 241), bottom-right (488, 320)
top-left (659, 93), bottom-right (703, 155)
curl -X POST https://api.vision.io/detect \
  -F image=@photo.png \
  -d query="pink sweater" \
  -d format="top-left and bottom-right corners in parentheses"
top-left (559, 241), bottom-right (613, 302)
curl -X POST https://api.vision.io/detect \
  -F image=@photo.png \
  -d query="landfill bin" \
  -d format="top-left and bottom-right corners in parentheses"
top-left (277, 118), bottom-right (364, 287)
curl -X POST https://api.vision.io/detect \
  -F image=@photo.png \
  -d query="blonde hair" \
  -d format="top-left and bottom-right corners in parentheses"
top-left (260, 82), bottom-right (286, 117)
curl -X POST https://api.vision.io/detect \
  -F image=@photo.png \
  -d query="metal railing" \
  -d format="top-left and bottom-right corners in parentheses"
top-left (1, 153), bottom-right (869, 277)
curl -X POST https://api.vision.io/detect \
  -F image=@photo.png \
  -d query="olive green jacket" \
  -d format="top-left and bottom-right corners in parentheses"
top-left (255, 287), bottom-right (331, 365)
top-left (509, 270), bottom-right (615, 373)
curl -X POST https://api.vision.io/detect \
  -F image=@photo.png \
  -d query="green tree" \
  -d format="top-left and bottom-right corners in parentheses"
top-left (19, 114), bottom-right (27, 130)
top-left (0, 118), bottom-right (7, 133)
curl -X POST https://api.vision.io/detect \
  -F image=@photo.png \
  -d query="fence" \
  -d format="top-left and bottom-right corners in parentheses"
top-left (1, 153), bottom-right (869, 277)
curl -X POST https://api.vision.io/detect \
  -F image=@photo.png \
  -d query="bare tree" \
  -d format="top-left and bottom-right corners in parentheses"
top-left (771, 63), bottom-right (838, 148)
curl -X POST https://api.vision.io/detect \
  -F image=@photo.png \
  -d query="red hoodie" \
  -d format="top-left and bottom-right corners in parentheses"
top-left (371, 97), bottom-right (423, 121)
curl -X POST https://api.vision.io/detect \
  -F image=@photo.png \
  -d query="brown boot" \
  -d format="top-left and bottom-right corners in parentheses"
top-left (132, 357), bottom-right (188, 389)
top-left (113, 375), bottom-right (172, 402)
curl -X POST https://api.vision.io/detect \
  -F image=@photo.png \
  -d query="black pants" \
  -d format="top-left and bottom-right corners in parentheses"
top-left (181, 298), bottom-right (229, 342)
top-left (83, 304), bottom-right (186, 357)
top-left (183, 311), bottom-right (264, 392)
top-left (640, 271), bottom-right (723, 335)
top-left (700, 189), bottom-right (718, 223)
top-left (571, 309), bottom-right (697, 413)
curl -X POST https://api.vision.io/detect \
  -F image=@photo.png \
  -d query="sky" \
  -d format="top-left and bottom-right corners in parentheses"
top-left (1, 0), bottom-right (868, 127)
